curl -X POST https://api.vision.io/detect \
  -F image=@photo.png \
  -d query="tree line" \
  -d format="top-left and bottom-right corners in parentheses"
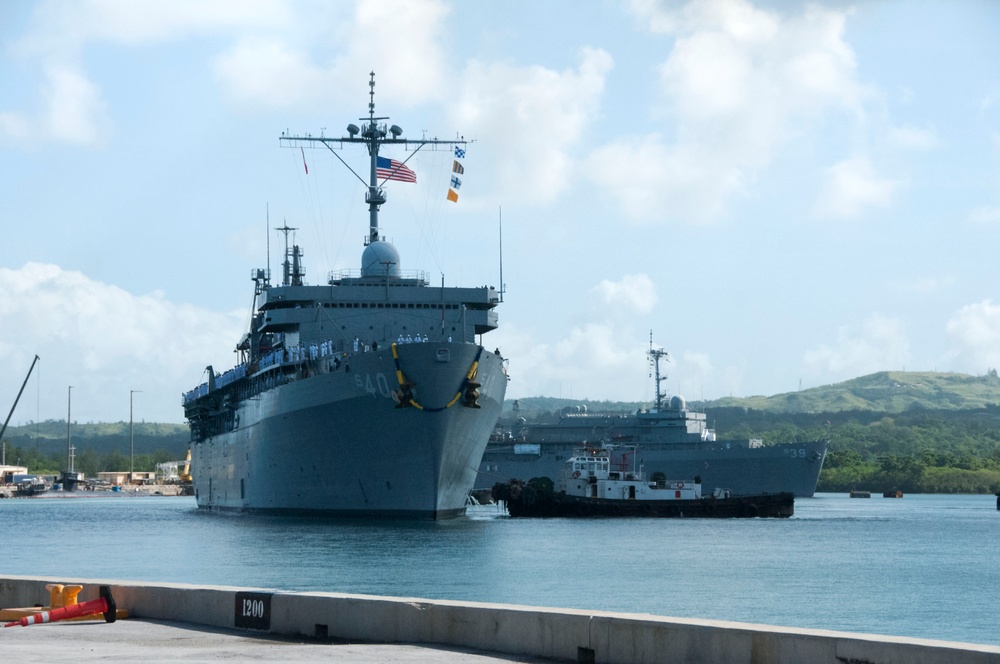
top-left (705, 406), bottom-right (1000, 493)
top-left (2, 420), bottom-right (189, 480)
top-left (2, 445), bottom-right (178, 480)
top-left (7, 406), bottom-right (1000, 493)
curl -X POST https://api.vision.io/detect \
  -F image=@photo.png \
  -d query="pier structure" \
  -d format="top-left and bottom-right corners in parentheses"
top-left (2, 576), bottom-right (999, 663)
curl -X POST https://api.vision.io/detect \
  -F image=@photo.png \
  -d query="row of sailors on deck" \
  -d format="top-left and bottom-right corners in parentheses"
top-left (280, 342), bottom-right (338, 364)
top-left (353, 335), bottom-right (433, 351)
top-left (352, 335), bottom-right (430, 352)
top-left (396, 334), bottom-right (430, 344)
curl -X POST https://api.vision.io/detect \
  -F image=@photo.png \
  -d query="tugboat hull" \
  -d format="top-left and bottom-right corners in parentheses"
top-left (493, 480), bottom-right (793, 518)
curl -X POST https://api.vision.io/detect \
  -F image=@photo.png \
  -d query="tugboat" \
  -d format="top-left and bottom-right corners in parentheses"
top-left (492, 446), bottom-right (793, 518)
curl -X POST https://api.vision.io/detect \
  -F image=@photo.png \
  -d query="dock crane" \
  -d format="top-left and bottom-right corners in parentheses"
top-left (0, 355), bottom-right (39, 444)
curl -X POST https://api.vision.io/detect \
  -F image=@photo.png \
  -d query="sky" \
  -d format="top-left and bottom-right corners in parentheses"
top-left (2, 0), bottom-right (1000, 424)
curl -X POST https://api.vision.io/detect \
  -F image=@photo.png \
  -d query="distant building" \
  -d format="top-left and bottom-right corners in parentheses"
top-left (97, 471), bottom-right (156, 486)
top-left (1, 465), bottom-right (30, 483)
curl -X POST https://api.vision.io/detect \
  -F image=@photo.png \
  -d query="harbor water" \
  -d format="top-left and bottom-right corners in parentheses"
top-left (1, 492), bottom-right (997, 646)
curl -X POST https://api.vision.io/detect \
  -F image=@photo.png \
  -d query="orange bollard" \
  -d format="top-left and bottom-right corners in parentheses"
top-left (45, 583), bottom-right (83, 608)
top-left (44, 584), bottom-right (64, 607)
top-left (4, 586), bottom-right (116, 627)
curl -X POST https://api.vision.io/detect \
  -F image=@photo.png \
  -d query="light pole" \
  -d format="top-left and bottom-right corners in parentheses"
top-left (66, 386), bottom-right (73, 473)
top-left (130, 390), bottom-right (142, 485)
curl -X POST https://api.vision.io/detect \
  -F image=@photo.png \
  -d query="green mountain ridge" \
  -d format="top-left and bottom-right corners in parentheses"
top-left (702, 371), bottom-right (1000, 413)
top-left (505, 370), bottom-right (1000, 415)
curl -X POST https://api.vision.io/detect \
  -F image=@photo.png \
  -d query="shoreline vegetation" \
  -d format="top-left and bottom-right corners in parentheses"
top-left (4, 370), bottom-right (1000, 494)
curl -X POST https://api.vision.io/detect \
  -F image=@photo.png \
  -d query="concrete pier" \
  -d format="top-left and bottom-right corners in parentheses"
top-left (2, 575), bottom-right (999, 664)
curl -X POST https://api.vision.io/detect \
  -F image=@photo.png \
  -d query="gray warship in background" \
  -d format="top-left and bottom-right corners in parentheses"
top-left (183, 74), bottom-right (507, 519)
top-left (475, 340), bottom-right (826, 498)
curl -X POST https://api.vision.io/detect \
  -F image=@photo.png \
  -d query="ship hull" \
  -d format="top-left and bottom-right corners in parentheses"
top-left (477, 439), bottom-right (827, 498)
top-left (192, 343), bottom-right (506, 519)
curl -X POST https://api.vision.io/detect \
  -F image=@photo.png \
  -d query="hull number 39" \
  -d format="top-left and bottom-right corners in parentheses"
top-left (234, 591), bottom-right (271, 631)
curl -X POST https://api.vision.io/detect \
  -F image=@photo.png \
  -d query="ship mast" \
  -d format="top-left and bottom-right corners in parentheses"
top-left (648, 331), bottom-right (670, 413)
top-left (279, 72), bottom-right (466, 246)
top-left (275, 223), bottom-right (302, 286)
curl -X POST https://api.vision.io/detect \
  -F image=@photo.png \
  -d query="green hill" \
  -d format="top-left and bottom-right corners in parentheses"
top-left (505, 371), bottom-right (1000, 416)
top-left (1, 420), bottom-right (190, 464)
top-left (698, 371), bottom-right (1000, 413)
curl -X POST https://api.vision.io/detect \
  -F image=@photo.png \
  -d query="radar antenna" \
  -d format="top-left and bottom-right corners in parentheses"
top-left (279, 72), bottom-right (467, 248)
top-left (648, 331), bottom-right (670, 412)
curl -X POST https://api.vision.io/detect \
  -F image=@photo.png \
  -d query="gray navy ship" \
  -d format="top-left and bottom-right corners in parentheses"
top-left (475, 339), bottom-right (826, 498)
top-left (183, 74), bottom-right (507, 519)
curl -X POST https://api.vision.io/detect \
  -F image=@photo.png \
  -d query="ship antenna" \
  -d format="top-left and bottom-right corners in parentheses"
top-left (276, 222), bottom-right (298, 287)
top-left (364, 72), bottom-right (384, 244)
top-left (648, 331), bottom-right (670, 412)
top-left (266, 203), bottom-right (271, 286)
top-left (279, 72), bottom-right (469, 251)
top-left (498, 206), bottom-right (504, 303)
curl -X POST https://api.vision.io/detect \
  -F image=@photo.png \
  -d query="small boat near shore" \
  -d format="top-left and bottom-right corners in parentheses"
top-left (12, 475), bottom-right (49, 497)
top-left (491, 446), bottom-right (793, 518)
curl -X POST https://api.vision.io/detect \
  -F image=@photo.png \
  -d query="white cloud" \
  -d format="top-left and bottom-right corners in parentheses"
top-left (349, 0), bottom-right (450, 105)
top-left (10, 0), bottom-right (610, 190)
top-left (945, 300), bottom-right (1000, 373)
top-left (596, 0), bottom-right (868, 223)
top-left (803, 314), bottom-right (910, 378)
top-left (909, 275), bottom-right (956, 294)
top-left (591, 274), bottom-right (658, 314)
top-left (6, 0), bottom-right (295, 143)
top-left (969, 204), bottom-right (1000, 224)
top-left (42, 64), bottom-right (108, 144)
top-left (495, 273), bottom-right (655, 402)
top-left (212, 0), bottom-right (450, 110)
top-left (0, 263), bottom-right (245, 423)
top-left (886, 124), bottom-right (939, 151)
top-left (451, 48), bottom-right (613, 204)
top-left (214, 37), bottom-right (331, 109)
top-left (673, 350), bottom-right (715, 400)
top-left (0, 113), bottom-right (31, 143)
top-left (585, 137), bottom-right (738, 223)
top-left (812, 156), bottom-right (901, 219)
top-left (500, 321), bottom-right (651, 402)
top-left (15, 0), bottom-right (289, 53)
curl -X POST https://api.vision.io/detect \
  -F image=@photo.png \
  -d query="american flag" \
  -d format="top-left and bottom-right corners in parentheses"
top-left (376, 156), bottom-right (417, 183)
